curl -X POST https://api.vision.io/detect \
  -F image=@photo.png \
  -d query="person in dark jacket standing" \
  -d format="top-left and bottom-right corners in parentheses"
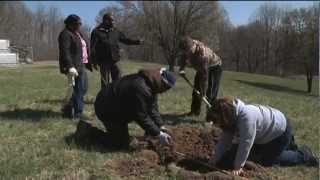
top-left (58, 14), bottom-right (92, 120)
top-left (179, 36), bottom-right (223, 116)
top-left (90, 12), bottom-right (143, 89)
top-left (93, 68), bottom-right (176, 149)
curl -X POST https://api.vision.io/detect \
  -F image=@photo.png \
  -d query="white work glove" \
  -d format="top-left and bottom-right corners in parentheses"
top-left (68, 67), bottom-right (78, 77)
top-left (160, 126), bottom-right (168, 132)
top-left (159, 131), bottom-right (171, 145)
top-left (179, 70), bottom-right (186, 75)
top-left (232, 168), bottom-right (244, 176)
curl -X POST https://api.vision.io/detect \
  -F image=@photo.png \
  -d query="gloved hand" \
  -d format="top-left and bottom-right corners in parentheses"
top-left (179, 70), bottom-right (186, 76)
top-left (232, 168), bottom-right (244, 176)
top-left (160, 126), bottom-right (168, 132)
top-left (159, 131), bottom-right (171, 145)
top-left (68, 67), bottom-right (78, 77)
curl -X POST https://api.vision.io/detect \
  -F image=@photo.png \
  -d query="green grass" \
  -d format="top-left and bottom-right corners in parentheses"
top-left (0, 60), bottom-right (319, 179)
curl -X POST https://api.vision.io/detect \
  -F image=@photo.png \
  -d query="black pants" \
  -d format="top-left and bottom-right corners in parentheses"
top-left (94, 87), bottom-right (130, 149)
top-left (99, 62), bottom-right (121, 89)
top-left (191, 65), bottom-right (222, 115)
top-left (102, 120), bottom-right (130, 149)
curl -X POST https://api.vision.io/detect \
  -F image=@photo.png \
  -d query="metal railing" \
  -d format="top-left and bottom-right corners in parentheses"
top-left (9, 45), bottom-right (34, 64)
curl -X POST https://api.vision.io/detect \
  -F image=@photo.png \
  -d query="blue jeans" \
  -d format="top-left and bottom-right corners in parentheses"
top-left (272, 119), bottom-right (304, 166)
top-left (72, 69), bottom-right (88, 117)
top-left (253, 118), bottom-right (304, 166)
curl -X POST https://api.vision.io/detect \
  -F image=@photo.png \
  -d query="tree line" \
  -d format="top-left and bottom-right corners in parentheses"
top-left (96, 1), bottom-right (229, 71)
top-left (224, 3), bottom-right (319, 92)
top-left (0, 1), bottom-right (90, 61)
top-left (0, 1), bottom-right (318, 92)
top-left (97, 1), bottom-right (318, 92)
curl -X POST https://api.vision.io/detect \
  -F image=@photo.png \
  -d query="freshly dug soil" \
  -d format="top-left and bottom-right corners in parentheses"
top-left (147, 124), bottom-right (221, 165)
top-left (93, 123), bottom-right (267, 179)
top-left (104, 150), bottom-right (161, 179)
top-left (144, 124), bottom-right (267, 179)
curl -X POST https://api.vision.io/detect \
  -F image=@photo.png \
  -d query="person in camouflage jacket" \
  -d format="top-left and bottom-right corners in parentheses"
top-left (179, 36), bottom-right (223, 116)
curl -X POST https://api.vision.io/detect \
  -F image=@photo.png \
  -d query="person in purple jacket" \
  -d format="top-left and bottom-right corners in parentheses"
top-left (206, 97), bottom-right (318, 176)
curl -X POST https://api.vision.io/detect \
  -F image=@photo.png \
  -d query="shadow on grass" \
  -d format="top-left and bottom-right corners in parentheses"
top-left (162, 113), bottom-right (203, 125)
top-left (236, 80), bottom-right (317, 97)
top-left (64, 133), bottom-right (131, 153)
top-left (0, 108), bottom-right (61, 121)
top-left (64, 121), bottom-right (134, 153)
top-left (37, 98), bottom-right (94, 105)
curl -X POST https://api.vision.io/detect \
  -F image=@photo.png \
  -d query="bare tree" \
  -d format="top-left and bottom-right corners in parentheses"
top-left (287, 5), bottom-right (319, 92)
top-left (224, 2), bottom-right (319, 92)
top-left (0, 1), bottom-right (90, 61)
top-left (250, 3), bottom-right (282, 74)
top-left (95, 1), bottom-right (226, 71)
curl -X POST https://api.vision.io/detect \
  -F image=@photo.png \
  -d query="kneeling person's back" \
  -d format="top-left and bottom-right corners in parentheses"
top-left (94, 68), bottom-right (176, 147)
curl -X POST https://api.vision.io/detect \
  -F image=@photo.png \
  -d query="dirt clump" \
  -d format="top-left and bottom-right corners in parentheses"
top-left (138, 149), bottom-right (161, 164)
top-left (104, 150), bottom-right (161, 179)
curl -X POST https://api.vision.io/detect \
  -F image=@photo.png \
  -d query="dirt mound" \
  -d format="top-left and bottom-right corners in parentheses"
top-left (147, 124), bottom-right (220, 164)
top-left (145, 124), bottom-right (266, 179)
top-left (102, 124), bottom-right (267, 179)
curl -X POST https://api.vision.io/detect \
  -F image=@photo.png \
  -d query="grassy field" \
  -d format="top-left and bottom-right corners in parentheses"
top-left (0, 60), bottom-right (319, 179)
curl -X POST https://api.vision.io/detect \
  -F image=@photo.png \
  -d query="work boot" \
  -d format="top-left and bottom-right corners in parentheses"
top-left (61, 103), bottom-right (74, 119)
top-left (75, 120), bottom-right (93, 139)
top-left (299, 145), bottom-right (319, 167)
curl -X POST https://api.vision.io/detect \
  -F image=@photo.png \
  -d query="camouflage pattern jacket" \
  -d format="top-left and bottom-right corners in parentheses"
top-left (179, 38), bottom-right (222, 73)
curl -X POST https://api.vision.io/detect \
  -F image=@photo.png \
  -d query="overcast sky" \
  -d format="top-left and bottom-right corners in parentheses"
top-left (24, 1), bottom-right (315, 28)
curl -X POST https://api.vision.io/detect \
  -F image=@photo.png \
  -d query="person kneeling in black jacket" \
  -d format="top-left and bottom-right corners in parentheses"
top-left (93, 67), bottom-right (176, 149)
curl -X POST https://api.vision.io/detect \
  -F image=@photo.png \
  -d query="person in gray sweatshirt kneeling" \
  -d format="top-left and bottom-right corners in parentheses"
top-left (207, 97), bottom-right (318, 176)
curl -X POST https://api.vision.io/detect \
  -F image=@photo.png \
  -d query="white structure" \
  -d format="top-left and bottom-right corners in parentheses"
top-left (0, 39), bottom-right (19, 65)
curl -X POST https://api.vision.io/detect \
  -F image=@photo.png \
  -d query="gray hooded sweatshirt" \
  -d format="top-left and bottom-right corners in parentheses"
top-left (212, 99), bottom-right (287, 169)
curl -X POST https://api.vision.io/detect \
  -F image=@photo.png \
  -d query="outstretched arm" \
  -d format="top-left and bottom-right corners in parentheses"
top-left (119, 31), bottom-right (141, 45)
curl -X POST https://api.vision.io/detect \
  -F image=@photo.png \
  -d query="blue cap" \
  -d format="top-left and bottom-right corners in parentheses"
top-left (160, 68), bottom-right (176, 88)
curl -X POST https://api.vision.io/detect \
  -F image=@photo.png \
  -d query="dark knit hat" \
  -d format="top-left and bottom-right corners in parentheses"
top-left (64, 14), bottom-right (81, 26)
top-left (160, 68), bottom-right (176, 88)
top-left (103, 12), bottom-right (114, 21)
